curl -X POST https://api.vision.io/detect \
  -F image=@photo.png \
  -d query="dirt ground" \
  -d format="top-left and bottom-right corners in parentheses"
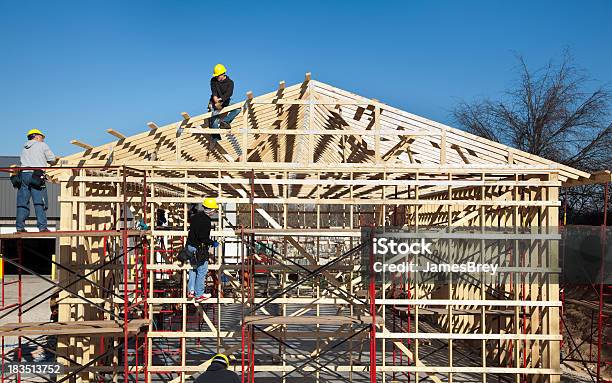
top-left (561, 285), bottom-right (611, 382)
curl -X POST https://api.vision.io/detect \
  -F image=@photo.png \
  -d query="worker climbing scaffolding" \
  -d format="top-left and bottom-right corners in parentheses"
top-left (177, 197), bottom-right (220, 302)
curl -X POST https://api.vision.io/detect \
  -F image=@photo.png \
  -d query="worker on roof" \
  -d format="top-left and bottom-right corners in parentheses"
top-left (194, 353), bottom-right (240, 383)
top-left (208, 63), bottom-right (240, 147)
top-left (178, 198), bottom-right (219, 302)
top-left (14, 129), bottom-right (57, 233)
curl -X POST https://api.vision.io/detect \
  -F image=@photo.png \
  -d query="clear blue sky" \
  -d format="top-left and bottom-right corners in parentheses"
top-left (1, 0), bottom-right (611, 156)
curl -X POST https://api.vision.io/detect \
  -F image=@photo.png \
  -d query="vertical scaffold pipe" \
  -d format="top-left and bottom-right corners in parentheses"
top-left (1, 238), bottom-right (4, 383)
top-left (17, 238), bottom-right (23, 383)
top-left (240, 226), bottom-right (246, 383)
top-left (369, 226), bottom-right (377, 383)
top-left (143, 238), bottom-right (149, 383)
top-left (249, 238), bottom-right (255, 383)
top-left (123, 166), bottom-right (129, 382)
top-left (596, 181), bottom-right (608, 382)
top-left (141, 169), bottom-right (148, 383)
top-left (249, 171), bottom-right (256, 383)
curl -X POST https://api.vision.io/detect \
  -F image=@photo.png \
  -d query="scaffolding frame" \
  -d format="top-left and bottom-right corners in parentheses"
top-left (0, 166), bottom-right (150, 383)
top-left (558, 182), bottom-right (611, 383)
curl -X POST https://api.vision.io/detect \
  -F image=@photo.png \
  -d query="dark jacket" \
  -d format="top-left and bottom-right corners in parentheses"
top-left (194, 362), bottom-right (240, 383)
top-left (210, 76), bottom-right (234, 107)
top-left (187, 211), bottom-right (214, 248)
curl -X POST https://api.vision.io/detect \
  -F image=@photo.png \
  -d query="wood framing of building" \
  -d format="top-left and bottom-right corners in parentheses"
top-left (8, 73), bottom-right (603, 382)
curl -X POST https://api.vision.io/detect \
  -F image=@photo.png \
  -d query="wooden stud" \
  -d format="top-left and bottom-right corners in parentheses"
top-left (440, 128), bottom-right (447, 164)
top-left (373, 99), bottom-right (381, 163)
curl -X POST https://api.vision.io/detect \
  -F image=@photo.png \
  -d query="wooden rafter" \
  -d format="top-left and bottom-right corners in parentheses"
top-left (54, 75), bottom-right (592, 186)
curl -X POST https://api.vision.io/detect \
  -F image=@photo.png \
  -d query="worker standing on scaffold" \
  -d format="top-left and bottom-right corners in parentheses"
top-left (180, 198), bottom-right (219, 302)
top-left (13, 129), bottom-right (57, 233)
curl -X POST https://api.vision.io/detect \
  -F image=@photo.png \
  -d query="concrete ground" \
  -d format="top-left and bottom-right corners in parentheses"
top-left (0, 275), bottom-right (53, 362)
top-left (0, 275), bottom-right (53, 322)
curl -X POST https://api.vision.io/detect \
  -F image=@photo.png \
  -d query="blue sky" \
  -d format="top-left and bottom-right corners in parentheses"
top-left (1, 0), bottom-right (611, 156)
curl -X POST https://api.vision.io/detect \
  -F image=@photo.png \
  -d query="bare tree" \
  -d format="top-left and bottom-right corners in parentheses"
top-left (453, 51), bottom-right (612, 220)
top-left (453, 51), bottom-right (611, 172)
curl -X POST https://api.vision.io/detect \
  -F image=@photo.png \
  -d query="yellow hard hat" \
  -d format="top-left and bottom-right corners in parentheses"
top-left (211, 353), bottom-right (229, 366)
top-left (203, 198), bottom-right (219, 210)
top-left (213, 63), bottom-right (227, 77)
top-left (27, 129), bottom-right (45, 138)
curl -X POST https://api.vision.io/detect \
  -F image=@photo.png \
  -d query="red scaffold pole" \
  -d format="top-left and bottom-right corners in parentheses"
top-left (596, 181), bottom-right (608, 382)
top-left (1, 240), bottom-right (3, 383)
top-left (249, 172), bottom-right (256, 383)
top-left (143, 239), bottom-right (149, 383)
top-left (369, 226), bottom-right (377, 383)
top-left (123, 166), bottom-right (129, 382)
top-left (142, 169), bottom-right (148, 383)
top-left (17, 239), bottom-right (23, 383)
top-left (240, 226), bottom-right (246, 383)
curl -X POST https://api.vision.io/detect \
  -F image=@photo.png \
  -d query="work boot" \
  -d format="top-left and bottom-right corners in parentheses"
top-left (15, 228), bottom-right (27, 233)
top-left (39, 228), bottom-right (51, 232)
top-left (195, 293), bottom-right (211, 302)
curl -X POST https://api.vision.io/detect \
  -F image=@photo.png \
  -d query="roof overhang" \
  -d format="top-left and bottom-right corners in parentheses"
top-left (562, 170), bottom-right (612, 187)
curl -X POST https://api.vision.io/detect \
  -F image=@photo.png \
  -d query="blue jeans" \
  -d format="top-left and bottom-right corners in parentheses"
top-left (186, 244), bottom-right (208, 296)
top-left (16, 171), bottom-right (48, 231)
top-left (210, 106), bottom-right (240, 141)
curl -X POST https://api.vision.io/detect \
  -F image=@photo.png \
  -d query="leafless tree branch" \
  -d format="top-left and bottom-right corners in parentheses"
top-left (453, 51), bottom-right (612, 217)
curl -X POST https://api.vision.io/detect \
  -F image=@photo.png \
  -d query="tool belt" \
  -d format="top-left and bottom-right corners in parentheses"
top-left (30, 170), bottom-right (46, 190)
top-left (10, 172), bottom-right (22, 189)
top-left (192, 245), bottom-right (209, 265)
top-left (10, 169), bottom-right (46, 189)
top-left (178, 243), bottom-right (209, 265)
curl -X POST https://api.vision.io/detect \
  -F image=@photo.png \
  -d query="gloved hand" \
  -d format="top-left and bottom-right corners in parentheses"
top-left (136, 220), bottom-right (150, 230)
top-left (214, 102), bottom-right (223, 110)
top-left (212, 240), bottom-right (220, 248)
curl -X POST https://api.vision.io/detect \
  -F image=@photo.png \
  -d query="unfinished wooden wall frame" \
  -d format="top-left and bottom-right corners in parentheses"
top-left (44, 161), bottom-right (564, 383)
